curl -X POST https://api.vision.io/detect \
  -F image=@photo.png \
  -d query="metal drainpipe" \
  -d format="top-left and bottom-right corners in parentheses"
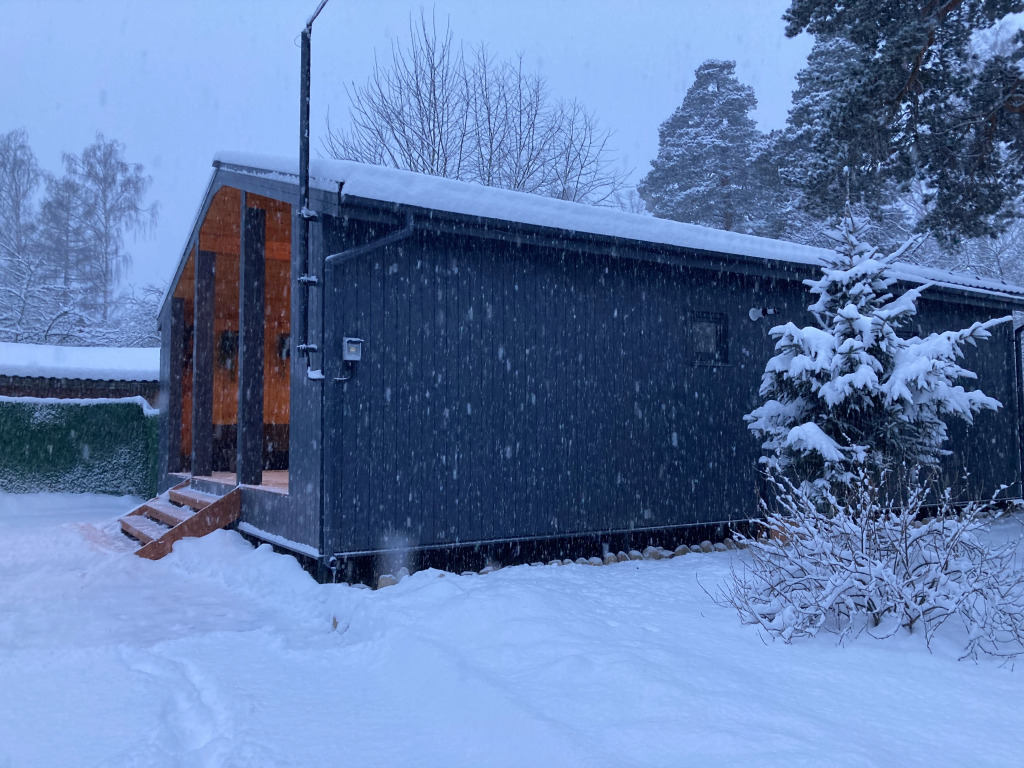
top-left (298, 0), bottom-right (330, 580)
top-left (1015, 323), bottom-right (1024, 498)
top-left (298, 0), bottom-right (330, 360)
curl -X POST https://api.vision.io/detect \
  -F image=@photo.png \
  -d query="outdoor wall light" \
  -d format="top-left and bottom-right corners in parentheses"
top-left (748, 307), bottom-right (779, 322)
top-left (334, 337), bottom-right (364, 382)
top-left (342, 337), bottom-right (363, 361)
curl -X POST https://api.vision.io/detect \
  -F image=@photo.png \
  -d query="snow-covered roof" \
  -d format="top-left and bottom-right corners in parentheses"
top-left (213, 152), bottom-right (1024, 305)
top-left (0, 342), bottom-right (160, 382)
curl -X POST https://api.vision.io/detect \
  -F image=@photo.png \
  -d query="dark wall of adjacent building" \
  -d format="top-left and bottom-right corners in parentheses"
top-left (914, 297), bottom-right (1021, 501)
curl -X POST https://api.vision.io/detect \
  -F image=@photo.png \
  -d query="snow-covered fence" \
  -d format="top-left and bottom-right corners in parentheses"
top-left (0, 396), bottom-right (158, 497)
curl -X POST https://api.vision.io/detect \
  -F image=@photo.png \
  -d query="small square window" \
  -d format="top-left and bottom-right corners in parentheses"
top-left (689, 311), bottom-right (728, 365)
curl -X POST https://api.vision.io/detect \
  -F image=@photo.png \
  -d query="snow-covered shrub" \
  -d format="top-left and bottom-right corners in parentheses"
top-left (732, 205), bottom-right (1024, 659)
top-left (745, 206), bottom-right (1007, 502)
top-left (725, 468), bottom-right (1024, 661)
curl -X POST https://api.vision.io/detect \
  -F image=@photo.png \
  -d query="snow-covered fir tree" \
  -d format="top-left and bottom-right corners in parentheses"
top-left (745, 205), bottom-right (1006, 498)
top-left (637, 60), bottom-right (769, 234)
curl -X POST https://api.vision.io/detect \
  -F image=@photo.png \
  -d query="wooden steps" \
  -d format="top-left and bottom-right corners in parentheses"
top-left (119, 482), bottom-right (241, 560)
top-left (169, 486), bottom-right (220, 511)
top-left (142, 499), bottom-right (194, 528)
top-left (120, 514), bottom-right (173, 546)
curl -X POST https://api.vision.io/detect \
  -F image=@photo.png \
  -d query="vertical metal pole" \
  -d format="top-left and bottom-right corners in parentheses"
top-left (299, 0), bottom-right (330, 575)
top-left (1015, 325), bottom-right (1024, 497)
top-left (298, 0), bottom-right (328, 358)
top-left (298, 25), bottom-right (312, 354)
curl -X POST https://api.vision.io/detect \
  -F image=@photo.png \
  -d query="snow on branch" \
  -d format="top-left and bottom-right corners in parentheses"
top-left (722, 469), bottom-right (1024, 662)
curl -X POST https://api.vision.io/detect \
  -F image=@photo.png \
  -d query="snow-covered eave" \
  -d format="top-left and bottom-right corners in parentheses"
top-left (212, 152), bottom-right (1024, 307)
top-left (886, 260), bottom-right (1024, 308)
top-left (0, 342), bottom-right (160, 382)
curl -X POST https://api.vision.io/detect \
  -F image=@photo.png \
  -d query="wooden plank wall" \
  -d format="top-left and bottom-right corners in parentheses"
top-left (173, 249), bottom-right (195, 468)
top-left (323, 229), bottom-right (776, 556)
top-left (167, 186), bottom-right (292, 475)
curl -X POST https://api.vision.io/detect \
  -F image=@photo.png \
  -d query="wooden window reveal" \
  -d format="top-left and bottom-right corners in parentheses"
top-left (689, 310), bottom-right (728, 365)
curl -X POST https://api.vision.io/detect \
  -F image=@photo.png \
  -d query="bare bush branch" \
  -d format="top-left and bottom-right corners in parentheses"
top-left (722, 468), bottom-right (1024, 661)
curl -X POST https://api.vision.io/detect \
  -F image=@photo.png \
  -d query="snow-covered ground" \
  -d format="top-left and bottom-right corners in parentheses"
top-left (2, 493), bottom-right (1023, 767)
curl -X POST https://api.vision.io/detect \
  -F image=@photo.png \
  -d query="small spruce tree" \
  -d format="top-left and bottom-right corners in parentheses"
top-left (729, 206), bottom-right (1024, 660)
top-left (745, 204), bottom-right (1006, 500)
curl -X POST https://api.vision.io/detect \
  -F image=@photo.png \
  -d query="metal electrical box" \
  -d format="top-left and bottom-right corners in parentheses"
top-left (342, 337), bottom-right (363, 361)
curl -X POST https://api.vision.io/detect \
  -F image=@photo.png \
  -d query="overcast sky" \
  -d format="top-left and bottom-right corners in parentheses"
top-left (0, 0), bottom-right (813, 289)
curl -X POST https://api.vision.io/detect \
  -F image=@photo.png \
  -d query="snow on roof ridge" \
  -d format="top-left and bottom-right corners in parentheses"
top-left (213, 151), bottom-right (1024, 303)
top-left (0, 342), bottom-right (160, 381)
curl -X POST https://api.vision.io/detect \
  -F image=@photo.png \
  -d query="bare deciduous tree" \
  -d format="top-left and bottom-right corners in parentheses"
top-left (0, 129), bottom-right (58, 343)
top-left (0, 129), bottom-right (159, 345)
top-left (0, 129), bottom-right (39, 261)
top-left (322, 12), bottom-right (628, 206)
top-left (62, 134), bottom-right (158, 320)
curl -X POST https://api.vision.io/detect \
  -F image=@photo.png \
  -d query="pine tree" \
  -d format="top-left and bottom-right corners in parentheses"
top-left (781, 0), bottom-right (1024, 244)
top-left (745, 205), bottom-right (1005, 498)
top-left (769, 36), bottom-right (916, 251)
top-left (638, 60), bottom-right (767, 233)
top-left (38, 174), bottom-right (89, 296)
top-left (777, 37), bottom-right (892, 219)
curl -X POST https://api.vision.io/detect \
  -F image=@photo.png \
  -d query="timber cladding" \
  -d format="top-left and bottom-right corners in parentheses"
top-left (169, 186), bottom-right (293, 475)
top-left (321, 227), bottom-right (777, 555)
top-left (201, 190), bottom-right (291, 432)
top-left (158, 158), bottom-right (1024, 577)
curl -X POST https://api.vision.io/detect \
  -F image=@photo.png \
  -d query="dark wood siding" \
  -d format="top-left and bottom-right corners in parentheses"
top-left (915, 298), bottom-right (1021, 501)
top-left (237, 205), bottom-right (266, 485)
top-left (322, 229), bottom-right (802, 556)
top-left (159, 171), bottom-right (1024, 566)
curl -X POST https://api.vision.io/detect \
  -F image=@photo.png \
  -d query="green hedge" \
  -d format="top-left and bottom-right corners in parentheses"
top-left (0, 396), bottom-right (158, 498)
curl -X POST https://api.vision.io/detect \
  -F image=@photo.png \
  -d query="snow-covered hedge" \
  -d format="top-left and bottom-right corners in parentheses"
top-left (0, 396), bottom-right (158, 497)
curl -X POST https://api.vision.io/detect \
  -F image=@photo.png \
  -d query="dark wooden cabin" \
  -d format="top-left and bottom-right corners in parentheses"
top-left (155, 153), bottom-right (1024, 581)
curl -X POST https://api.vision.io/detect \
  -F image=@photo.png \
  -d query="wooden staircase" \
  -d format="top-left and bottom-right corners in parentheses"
top-left (119, 481), bottom-right (242, 560)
